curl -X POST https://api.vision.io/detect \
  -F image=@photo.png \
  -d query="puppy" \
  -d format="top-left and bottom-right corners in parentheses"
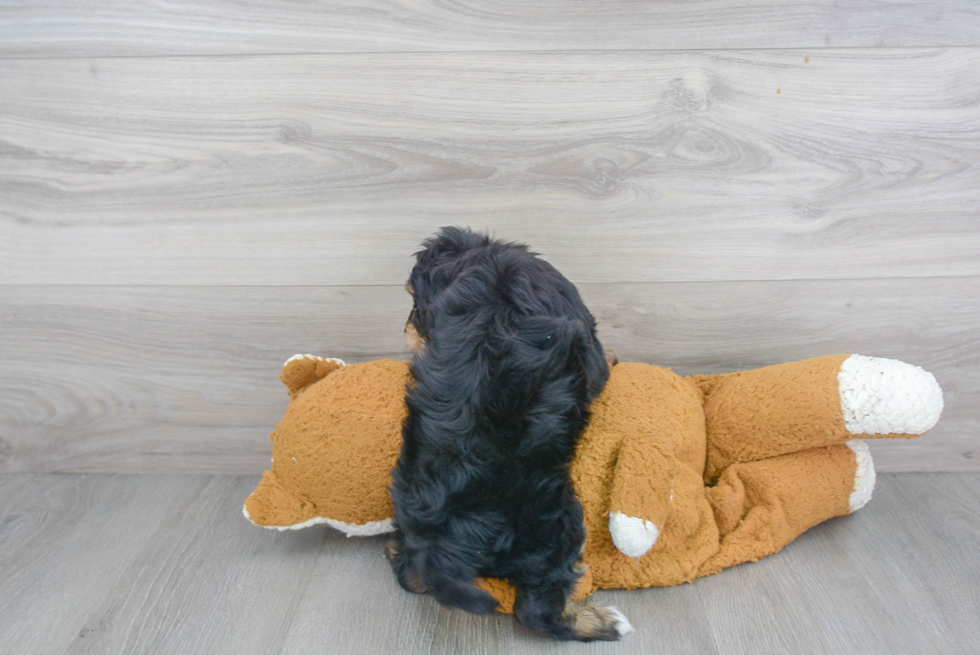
top-left (387, 227), bottom-right (631, 641)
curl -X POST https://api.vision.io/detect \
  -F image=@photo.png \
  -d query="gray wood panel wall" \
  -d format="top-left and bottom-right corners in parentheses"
top-left (1, 2), bottom-right (978, 473)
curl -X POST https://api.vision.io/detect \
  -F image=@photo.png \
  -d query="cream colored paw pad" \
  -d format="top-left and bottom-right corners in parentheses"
top-left (838, 355), bottom-right (943, 435)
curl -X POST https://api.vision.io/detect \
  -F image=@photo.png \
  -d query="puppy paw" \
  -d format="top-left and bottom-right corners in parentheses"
top-left (838, 355), bottom-right (943, 435)
top-left (604, 606), bottom-right (634, 637)
top-left (564, 603), bottom-right (633, 641)
top-left (609, 511), bottom-right (659, 558)
top-left (386, 538), bottom-right (428, 594)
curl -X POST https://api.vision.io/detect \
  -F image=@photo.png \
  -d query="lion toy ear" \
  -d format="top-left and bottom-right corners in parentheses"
top-left (244, 356), bottom-right (411, 535)
top-left (279, 353), bottom-right (348, 399)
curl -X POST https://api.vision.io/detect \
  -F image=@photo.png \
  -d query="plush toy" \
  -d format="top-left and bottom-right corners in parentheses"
top-left (244, 353), bottom-right (943, 612)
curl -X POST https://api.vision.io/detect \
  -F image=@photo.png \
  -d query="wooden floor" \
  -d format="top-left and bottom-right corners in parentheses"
top-left (0, 472), bottom-right (977, 654)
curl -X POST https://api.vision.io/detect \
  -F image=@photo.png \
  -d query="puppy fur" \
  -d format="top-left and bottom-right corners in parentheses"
top-left (387, 227), bottom-right (630, 641)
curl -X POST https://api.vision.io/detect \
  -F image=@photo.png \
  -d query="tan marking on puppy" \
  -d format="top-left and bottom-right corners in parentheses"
top-left (385, 538), bottom-right (428, 594)
top-left (400, 569), bottom-right (428, 594)
top-left (576, 519), bottom-right (588, 566)
top-left (562, 601), bottom-right (633, 641)
top-left (405, 323), bottom-right (426, 352)
top-left (384, 538), bottom-right (399, 561)
top-left (569, 517), bottom-right (589, 582)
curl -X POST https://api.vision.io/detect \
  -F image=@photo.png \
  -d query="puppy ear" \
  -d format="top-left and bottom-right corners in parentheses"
top-left (513, 316), bottom-right (589, 372)
top-left (518, 315), bottom-right (586, 351)
top-left (498, 315), bottom-right (609, 401)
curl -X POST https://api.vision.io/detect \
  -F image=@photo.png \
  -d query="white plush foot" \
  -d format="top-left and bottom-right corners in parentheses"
top-left (838, 355), bottom-right (943, 435)
top-left (846, 440), bottom-right (876, 512)
top-left (283, 353), bottom-right (347, 367)
top-left (609, 512), bottom-right (660, 558)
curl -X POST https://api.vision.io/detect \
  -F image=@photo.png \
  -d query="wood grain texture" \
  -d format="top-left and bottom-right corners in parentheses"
top-left (0, 475), bottom-right (213, 653)
top-left (886, 472), bottom-right (980, 649)
top-left (689, 473), bottom-right (980, 654)
top-left (1, 279), bottom-right (976, 474)
top-left (0, 1), bottom-right (978, 58)
top-left (65, 476), bottom-right (325, 655)
top-left (0, 472), bottom-right (977, 653)
top-left (2, 49), bottom-right (978, 285)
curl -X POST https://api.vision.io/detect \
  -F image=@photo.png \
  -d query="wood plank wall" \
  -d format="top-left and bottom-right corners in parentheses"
top-left (1, 2), bottom-right (978, 473)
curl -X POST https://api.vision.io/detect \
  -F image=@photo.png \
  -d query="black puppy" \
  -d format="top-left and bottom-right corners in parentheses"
top-left (387, 227), bottom-right (631, 641)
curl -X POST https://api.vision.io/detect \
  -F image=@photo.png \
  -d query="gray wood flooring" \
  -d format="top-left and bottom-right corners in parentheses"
top-left (0, 472), bottom-right (977, 654)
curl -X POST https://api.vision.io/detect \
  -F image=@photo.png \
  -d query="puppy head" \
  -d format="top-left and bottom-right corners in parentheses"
top-left (405, 227), bottom-right (490, 350)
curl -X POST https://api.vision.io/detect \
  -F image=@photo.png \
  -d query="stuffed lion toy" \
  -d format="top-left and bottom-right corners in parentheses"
top-left (244, 353), bottom-right (943, 612)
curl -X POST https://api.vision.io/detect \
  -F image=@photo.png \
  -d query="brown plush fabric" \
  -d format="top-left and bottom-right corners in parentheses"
top-left (245, 359), bottom-right (408, 527)
top-left (245, 355), bottom-right (933, 612)
top-left (280, 357), bottom-right (346, 399)
top-left (572, 363), bottom-right (719, 590)
top-left (700, 444), bottom-right (855, 576)
top-left (696, 354), bottom-right (851, 482)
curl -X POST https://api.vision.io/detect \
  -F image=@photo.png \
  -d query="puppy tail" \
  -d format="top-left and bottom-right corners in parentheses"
top-left (429, 576), bottom-right (500, 615)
